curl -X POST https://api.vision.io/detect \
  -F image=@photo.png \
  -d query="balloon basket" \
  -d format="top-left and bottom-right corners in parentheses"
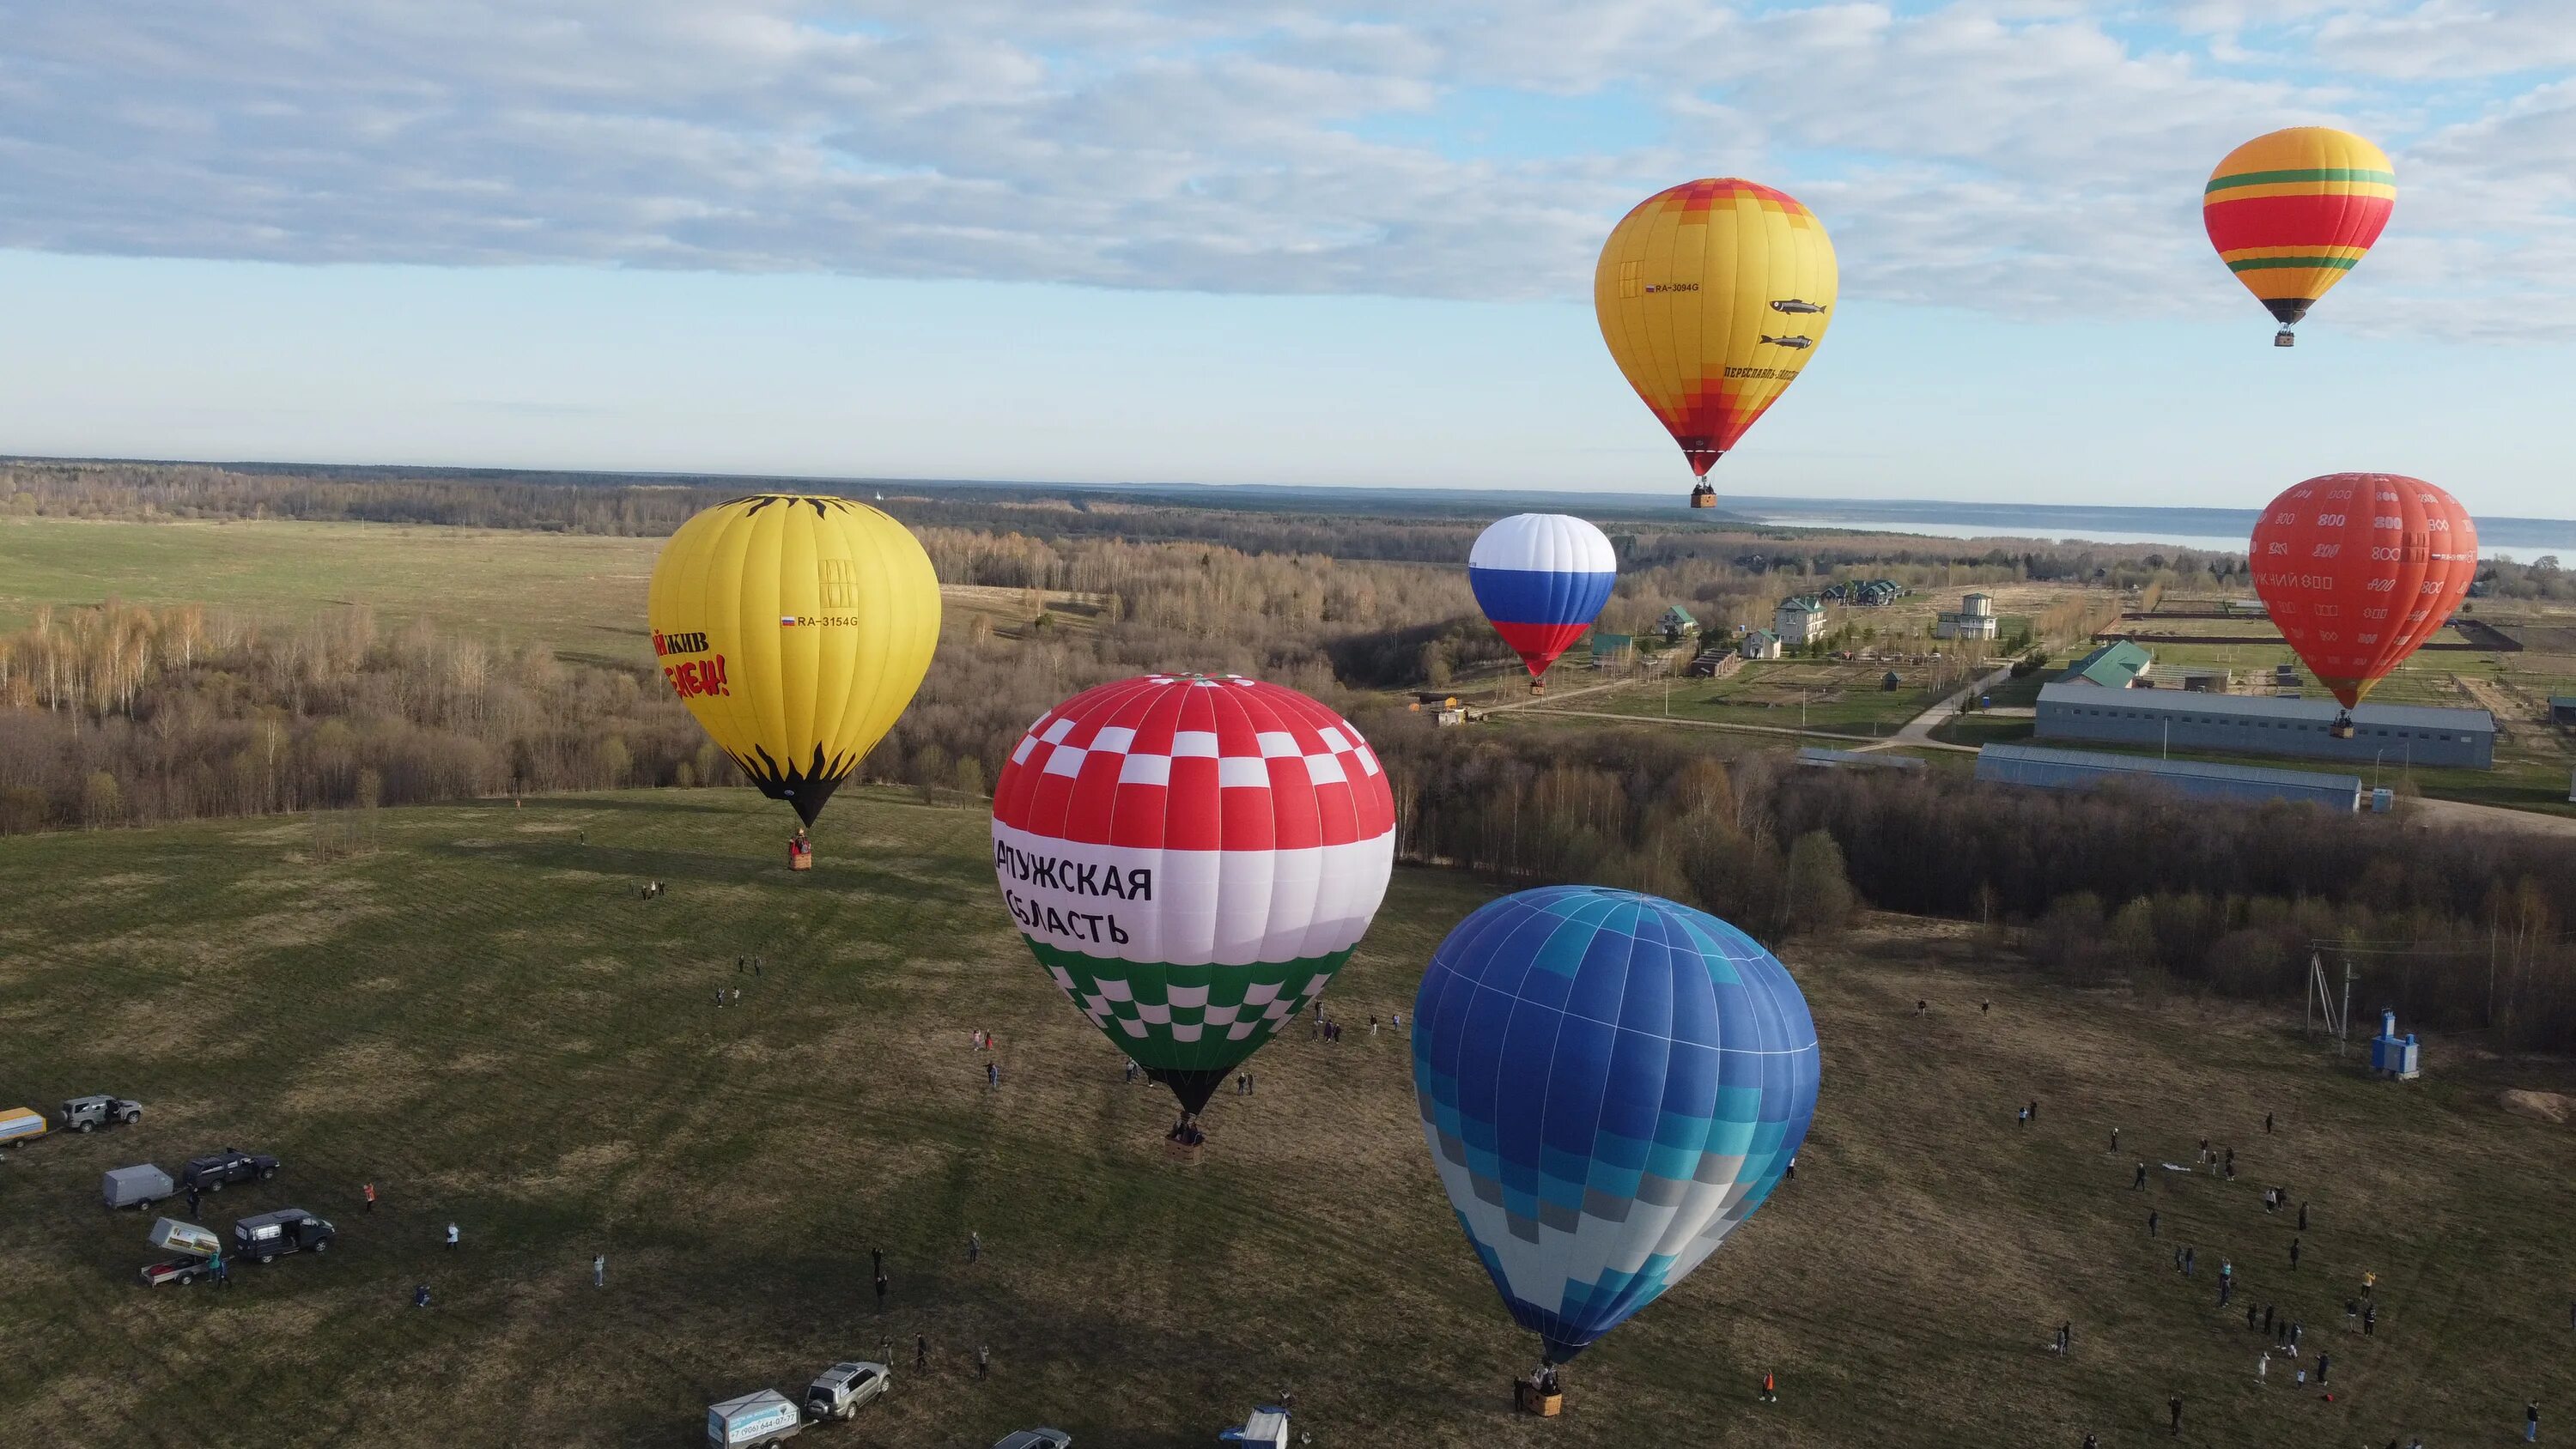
top-left (1163, 1138), bottom-right (1203, 1162)
top-left (1688, 493), bottom-right (1716, 509)
top-left (2274, 328), bottom-right (2296, 348)
top-left (1512, 1381), bottom-right (1563, 1416)
top-left (1528, 681), bottom-right (1546, 697)
top-left (788, 850), bottom-right (813, 871)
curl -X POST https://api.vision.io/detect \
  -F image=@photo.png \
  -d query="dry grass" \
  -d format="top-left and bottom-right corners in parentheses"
top-left (3, 789), bottom-right (2573, 1447)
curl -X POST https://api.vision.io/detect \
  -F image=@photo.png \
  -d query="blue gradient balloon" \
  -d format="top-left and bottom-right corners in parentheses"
top-left (1411, 887), bottom-right (1820, 1363)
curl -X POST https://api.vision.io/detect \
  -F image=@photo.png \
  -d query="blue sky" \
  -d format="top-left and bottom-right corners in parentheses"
top-left (3, 2), bottom-right (2573, 515)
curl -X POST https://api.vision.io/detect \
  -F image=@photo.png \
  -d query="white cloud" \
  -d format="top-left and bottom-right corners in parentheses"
top-left (0, 0), bottom-right (2569, 335)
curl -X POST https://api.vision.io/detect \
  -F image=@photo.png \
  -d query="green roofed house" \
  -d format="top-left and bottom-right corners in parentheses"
top-left (1740, 628), bottom-right (1783, 661)
top-left (2057, 640), bottom-right (2154, 689)
top-left (1589, 633), bottom-right (1633, 667)
top-left (2551, 696), bottom-right (2576, 726)
top-left (1656, 605), bottom-right (1700, 642)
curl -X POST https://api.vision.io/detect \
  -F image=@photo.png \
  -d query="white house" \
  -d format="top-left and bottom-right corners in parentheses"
top-left (1773, 597), bottom-right (1826, 646)
top-left (1740, 628), bottom-right (1783, 660)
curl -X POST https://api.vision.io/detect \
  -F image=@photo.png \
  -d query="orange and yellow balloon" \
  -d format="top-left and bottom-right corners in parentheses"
top-left (1593, 179), bottom-right (1837, 494)
top-left (647, 494), bottom-right (940, 827)
top-left (2203, 127), bottom-right (2395, 345)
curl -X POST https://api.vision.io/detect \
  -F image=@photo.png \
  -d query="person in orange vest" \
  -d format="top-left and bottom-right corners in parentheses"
top-left (361, 1182), bottom-right (377, 1213)
top-left (1759, 1371), bottom-right (1777, 1404)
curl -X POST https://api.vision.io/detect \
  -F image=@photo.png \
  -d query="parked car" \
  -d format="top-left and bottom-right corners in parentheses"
top-left (993, 1432), bottom-right (1072, 1449)
top-left (708, 1390), bottom-right (804, 1447)
top-left (234, 1209), bottom-right (334, 1263)
top-left (181, 1149), bottom-right (280, 1192)
top-left (103, 1164), bottom-right (177, 1210)
top-left (802, 1361), bottom-right (890, 1422)
top-left (60, 1094), bottom-right (145, 1132)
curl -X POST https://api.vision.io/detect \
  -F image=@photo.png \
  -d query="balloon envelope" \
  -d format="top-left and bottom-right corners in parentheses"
top-left (2250, 473), bottom-right (2477, 709)
top-left (1469, 514), bottom-right (1618, 678)
top-left (2204, 127), bottom-right (2394, 334)
top-left (1593, 179), bottom-right (1838, 478)
top-left (1412, 887), bottom-right (1820, 1363)
top-left (647, 494), bottom-right (940, 825)
top-left (992, 673), bottom-right (1396, 1114)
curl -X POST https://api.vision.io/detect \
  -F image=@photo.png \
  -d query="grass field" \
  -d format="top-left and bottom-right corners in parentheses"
top-left (1567, 658), bottom-right (1957, 737)
top-left (0, 517), bottom-right (1092, 665)
top-left (7, 790), bottom-right (2576, 1446)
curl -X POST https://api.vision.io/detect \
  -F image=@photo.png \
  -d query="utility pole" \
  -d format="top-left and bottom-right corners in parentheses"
top-left (2339, 959), bottom-right (2356, 1057)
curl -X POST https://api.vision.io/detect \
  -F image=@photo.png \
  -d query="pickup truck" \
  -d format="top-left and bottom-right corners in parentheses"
top-left (181, 1149), bottom-right (280, 1192)
top-left (61, 1095), bottom-right (145, 1132)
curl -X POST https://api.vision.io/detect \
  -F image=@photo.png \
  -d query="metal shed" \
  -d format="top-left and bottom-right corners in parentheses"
top-left (2033, 683), bottom-right (2494, 769)
top-left (1977, 743), bottom-right (2365, 809)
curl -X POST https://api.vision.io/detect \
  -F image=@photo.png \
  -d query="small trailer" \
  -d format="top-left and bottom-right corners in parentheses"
top-left (140, 1258), bottom-right (210, 1288)
top-left (708, 1390), bottom-right (804, 1448)
top-left (104, 1164), bottom-right (177, 1210)
top-left (149, 1217), bottom-right (223, 1258)
top-left (1, 1106), bottom-right (47, 1146)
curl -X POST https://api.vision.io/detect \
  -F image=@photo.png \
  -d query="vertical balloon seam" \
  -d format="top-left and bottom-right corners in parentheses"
top-left (1579, 897), bottom-right (1656, 1342)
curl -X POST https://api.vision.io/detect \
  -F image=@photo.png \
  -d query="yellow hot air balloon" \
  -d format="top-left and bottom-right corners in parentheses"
top-left (647, 494), bottom-right (939, 833)
top-left (1593, 179), bottom-right (1838, 507)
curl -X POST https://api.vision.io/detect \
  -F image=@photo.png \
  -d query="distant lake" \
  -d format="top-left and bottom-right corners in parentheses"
top-left (1723, 496), bottom-right (2576, 563)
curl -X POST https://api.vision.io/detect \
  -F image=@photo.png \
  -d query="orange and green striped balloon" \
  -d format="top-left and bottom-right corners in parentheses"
top-left (2202, 126), bottom-right (2395, 343)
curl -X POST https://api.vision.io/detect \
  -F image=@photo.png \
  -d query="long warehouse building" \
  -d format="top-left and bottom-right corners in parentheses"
top-left (1978, 743), bottom-right (2371, 810)
top-left (2033, 682), bottom-right (2494, 769)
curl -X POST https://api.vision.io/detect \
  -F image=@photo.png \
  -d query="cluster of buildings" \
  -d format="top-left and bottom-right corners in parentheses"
top-left (2034, 640), bottom-right (2495, 769)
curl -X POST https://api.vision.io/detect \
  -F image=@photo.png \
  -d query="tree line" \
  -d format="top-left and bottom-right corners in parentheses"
top-left (1366, 720), bottom-right (2576, 1050)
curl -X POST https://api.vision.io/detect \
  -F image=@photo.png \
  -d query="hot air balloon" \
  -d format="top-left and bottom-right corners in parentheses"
top-left (2203, 127), bottom-right (2395, 347)
top-left (647, 494), bottom-right (940, 851)
top-left (2250, 473), bottom-right (2476, 736)
top-left (1412, 887), bottom-right (1819, 1385)
top-left (1594, 179), bottom-right (1838, 507)
top-left (992, 673), bottom-right (1395, 1131)
top-left (1469, 514), bottom-right (1617, 693)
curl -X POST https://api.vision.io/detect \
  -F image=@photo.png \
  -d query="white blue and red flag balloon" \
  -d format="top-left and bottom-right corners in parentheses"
top-left (1467, 514), bottom-right (1617, 680)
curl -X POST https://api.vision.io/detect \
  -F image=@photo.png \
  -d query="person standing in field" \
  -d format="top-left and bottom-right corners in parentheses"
top-left (2290, 1237), bottom-right (2301, 1270)
top-left (362, 1182), bottom-right (376, 1213)
top-left (916, 1334), bottom-right (928, 1371)
top-left (2169, 1394), bottom-right (2184, 1435)
top-left (977, 1344), bottom-right (990, 1380)
top-left (967, 1232), bottom-right (981, 1265)
top-left (987, 1061), bottom-right (999, 1090)
top-left (2530, 1399), bottom-right (2542, 1442)
top-left (2135, 1161), bottom-right (2148, 1190)
top-left (2148, 1210), bottom-right (2159, 1239)
top-left (875, 1273), bottom-right (889, 1313)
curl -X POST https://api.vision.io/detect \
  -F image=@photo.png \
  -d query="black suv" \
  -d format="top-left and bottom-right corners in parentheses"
top-left (181, 1149), bottom-right (280, 1192)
